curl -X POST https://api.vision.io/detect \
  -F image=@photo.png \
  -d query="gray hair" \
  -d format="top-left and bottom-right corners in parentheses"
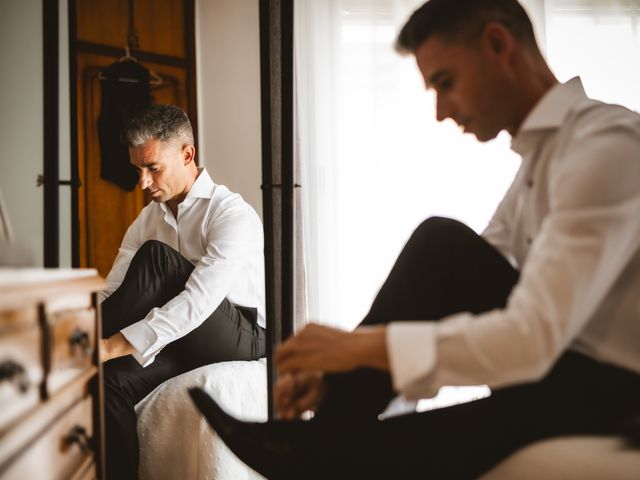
top-left (123, 104), bottom-right (195, 147)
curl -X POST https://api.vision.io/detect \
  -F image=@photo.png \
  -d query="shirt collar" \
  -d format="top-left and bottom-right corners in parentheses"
top-left (511, 77), bottom-right (588, 153)
top-left (185, 168), bottom-right (215, 200)
top-left (158, 167), bottom-right (215, 214)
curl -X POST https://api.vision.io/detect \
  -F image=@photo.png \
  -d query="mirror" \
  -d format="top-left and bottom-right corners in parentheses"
top-left (0, 0), bottom-right (264, 275)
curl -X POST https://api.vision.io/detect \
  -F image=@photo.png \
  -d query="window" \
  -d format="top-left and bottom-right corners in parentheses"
top-left (544, 0), bottom-right (640, 111)
top-left (296, 0), bottom-right (520, 331)
top-left (295, 0), bottom-right (640, 409)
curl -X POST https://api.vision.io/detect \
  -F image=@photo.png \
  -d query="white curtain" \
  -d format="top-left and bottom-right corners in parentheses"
top-left (295, 0), bottom-right (640, 332)
top-left (543, 0), bottom-right (640, 111)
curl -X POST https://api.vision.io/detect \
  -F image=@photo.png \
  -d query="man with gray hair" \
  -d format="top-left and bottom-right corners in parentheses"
top-left (98, 104), bottom-right (266, 480)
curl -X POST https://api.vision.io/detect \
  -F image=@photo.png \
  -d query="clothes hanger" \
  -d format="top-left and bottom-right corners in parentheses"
top-left (99, 45), bottom-right (163, 85)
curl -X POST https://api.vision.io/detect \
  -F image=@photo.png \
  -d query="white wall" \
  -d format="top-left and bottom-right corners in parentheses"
top-left (195, 0), bottom-right (263, 217)
top-left (0, 0), bottom-right (44, 265)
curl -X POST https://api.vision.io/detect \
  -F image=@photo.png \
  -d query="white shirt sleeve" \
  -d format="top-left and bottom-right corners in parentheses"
top-left (120, 201), bottom-right (262, 366)
top-left (387, 121), bottom-right (640, 400)
top-left (98, 212), bottom-right (155, 365)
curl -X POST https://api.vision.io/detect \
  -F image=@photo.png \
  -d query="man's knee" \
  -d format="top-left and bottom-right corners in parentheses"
top-left (411, 216), bottom-right (473, 243)
top-left (134, 239), bottom-right (173, 260)
top-left (129, 240), bottom-right (185, 274)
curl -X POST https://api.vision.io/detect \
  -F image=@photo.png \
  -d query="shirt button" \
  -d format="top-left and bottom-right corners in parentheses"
top-left (526, 179), bottom-right (534, 188)
top-left (526, 237), bottom-right (533, 245)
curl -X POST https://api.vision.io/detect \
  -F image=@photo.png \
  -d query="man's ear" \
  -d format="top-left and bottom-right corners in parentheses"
top-left (182, 144), bottom-right (196, 165)
top-left (482, 21), bottom-right (515, 58)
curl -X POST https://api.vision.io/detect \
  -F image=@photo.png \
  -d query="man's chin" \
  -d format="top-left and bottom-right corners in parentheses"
top-left (148, 192), bottom-right (165, 202)
top-left (471, 128), bottom-right (500, 143)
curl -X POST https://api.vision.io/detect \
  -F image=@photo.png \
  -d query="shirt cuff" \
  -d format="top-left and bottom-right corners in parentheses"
top-left (120, 321), bottom-right (160, 367)
top-left (97, 290), bottom-right (108, 305)
top-left (386, 321), bottom-right (438, 399)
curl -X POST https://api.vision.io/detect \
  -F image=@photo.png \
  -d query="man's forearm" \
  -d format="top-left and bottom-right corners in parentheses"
top-left (353, 325), bottom-right (390, 371)
top-left (99, 332), bottom-right (137, 363)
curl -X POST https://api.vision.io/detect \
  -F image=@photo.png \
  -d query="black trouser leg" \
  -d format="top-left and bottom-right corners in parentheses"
top-left (293, 218), bottom-right (640, 478)
top-left (102, 356), bottom-right (180, 480)
top-left (300, 351), bottom-right (640, 479)
top-left (101, 240), bottom-right (265, 480)
top-left (317, 217), bottom-right (519, 421)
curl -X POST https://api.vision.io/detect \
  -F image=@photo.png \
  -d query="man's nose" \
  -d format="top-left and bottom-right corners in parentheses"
top-left (435, 95), bottom-right (454, 122)
top-left (138, 170), bottom-right (151, 189)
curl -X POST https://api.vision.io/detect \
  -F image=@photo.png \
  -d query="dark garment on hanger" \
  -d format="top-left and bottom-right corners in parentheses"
top-left (98, 60), bottom-right (151, 191)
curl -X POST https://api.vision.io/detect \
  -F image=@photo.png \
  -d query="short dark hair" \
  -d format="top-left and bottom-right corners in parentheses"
top-left (396, 0), bottom-right (537, 54)
top-left (123, 104), bottom-right (194, 147)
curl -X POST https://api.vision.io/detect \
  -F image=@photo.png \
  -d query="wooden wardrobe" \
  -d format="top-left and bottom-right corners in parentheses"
top-left (72, 0), bottom-right (197, 277)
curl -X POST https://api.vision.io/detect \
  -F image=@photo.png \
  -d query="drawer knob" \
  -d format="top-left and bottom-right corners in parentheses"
top-left (0, 359), bottom-right (30, 393)
top-left (63, 425), bottom-right (91, 453)
top-left (69, 329), bottom-right (91, 356)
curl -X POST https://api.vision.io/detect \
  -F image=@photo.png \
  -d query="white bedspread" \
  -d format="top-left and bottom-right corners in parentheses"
top-left (135, 359), bottom-right (640, 479)
top-left (135, 359), bottom-right (267, 480)
top-left (482, 436), bottom-right (640, 479)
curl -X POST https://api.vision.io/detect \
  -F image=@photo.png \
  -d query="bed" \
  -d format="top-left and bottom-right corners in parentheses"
top-left (136, 359), bottom-right (267, 480)
top-left (135, 362), bottom-right (640, 479)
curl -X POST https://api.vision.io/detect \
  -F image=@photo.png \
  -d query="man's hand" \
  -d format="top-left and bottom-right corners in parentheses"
top-left (99, 332), bottom-right (136, 363)
top-left (275, 323), bottom-right (390, 376)
top-left (275, 371), bottom-right (326, 420)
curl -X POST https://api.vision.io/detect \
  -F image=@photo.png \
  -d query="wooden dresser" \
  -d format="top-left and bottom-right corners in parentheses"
top-left (0, 269), bottom-right (105, 480)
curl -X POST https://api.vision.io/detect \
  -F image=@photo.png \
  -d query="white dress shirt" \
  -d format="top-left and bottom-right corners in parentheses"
top-left (100, 168), bottom-right (266, 366)
top-left (386, 78), bottom-right (640, 400)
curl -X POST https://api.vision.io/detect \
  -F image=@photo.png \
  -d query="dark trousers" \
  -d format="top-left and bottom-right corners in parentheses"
top-left (101, 240), bottom-right (266, 480)
top-left (297, 217), bottom-right (640, 479)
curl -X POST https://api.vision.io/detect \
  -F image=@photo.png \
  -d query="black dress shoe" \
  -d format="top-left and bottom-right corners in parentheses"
top-left (188, 387), bottom-right (296, 479)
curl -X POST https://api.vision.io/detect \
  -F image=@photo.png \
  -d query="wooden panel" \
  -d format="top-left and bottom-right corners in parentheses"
top-left (0, 367), bottom-right (96, 470)
top-left (70, 456), bottom-right (96, 480)
top-left (76, 0), bottom-right (128, 50)
top-left (0, 307), bottom-right (38, 335)
top-left (132, 0), bottom-right (186, 58)
top-left (0, 275), bottom-right (105, 312)
top-left (46, 308), bottom-right (96, 396)
top-left (76, 52), bottom-right (188, 277)
top-left (46, 293), bottom-right (92, 315)
top-left (76, 0), bottom-right (186, 58)
top-left (0, 396), bottom-right (93, 480)
top-left (0, 308), bottom-right (42, 434)
top-left (0, 272), bottom-right (104, 479)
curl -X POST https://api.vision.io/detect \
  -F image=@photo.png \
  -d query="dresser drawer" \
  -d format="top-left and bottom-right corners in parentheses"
top-left (0, 396), bottom-right (94, 480)
top-left (0, 270), bottom-right (105, 479)
top-left (0, 307), bottom-right (43, 433)
top-left (46, 308), bottom-right (96, 396)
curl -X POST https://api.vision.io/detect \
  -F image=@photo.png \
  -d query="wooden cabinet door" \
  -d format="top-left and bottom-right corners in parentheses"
top-left (74, 0), bottom-right (195, 277)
